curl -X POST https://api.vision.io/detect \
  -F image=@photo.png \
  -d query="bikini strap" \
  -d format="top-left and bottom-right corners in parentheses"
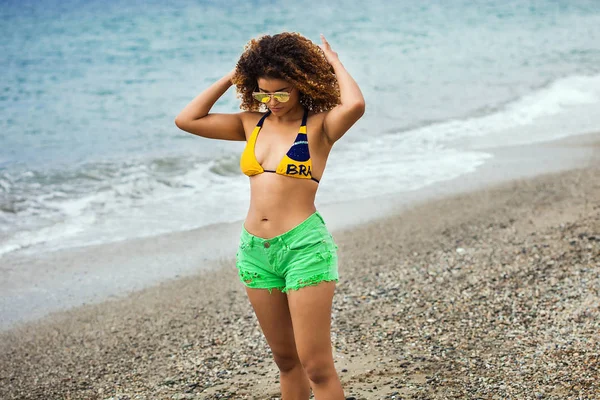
top-left (256, 110), bottom-right (271, 127)
top-left (301, 108), bottom-right (308, 127)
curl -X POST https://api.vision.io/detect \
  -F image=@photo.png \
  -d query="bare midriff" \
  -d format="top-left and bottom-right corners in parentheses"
top-left (244, 173), bottom-right (319, 239)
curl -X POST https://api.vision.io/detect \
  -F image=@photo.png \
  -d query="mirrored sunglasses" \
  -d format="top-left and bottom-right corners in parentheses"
top-left (252, 91), bottom-right (291, 103)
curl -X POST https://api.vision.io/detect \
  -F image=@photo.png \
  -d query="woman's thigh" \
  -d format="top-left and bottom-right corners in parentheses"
top-left (286, 281), bottom-right (337, 369)
top-left (245, 287), bottom-right (300, 365)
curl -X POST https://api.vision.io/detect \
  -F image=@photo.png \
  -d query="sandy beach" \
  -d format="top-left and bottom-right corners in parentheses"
top-left (1, 134), bottom-right (599, 399)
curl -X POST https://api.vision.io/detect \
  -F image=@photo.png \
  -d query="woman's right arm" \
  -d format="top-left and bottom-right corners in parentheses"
top-left (174, 70), bottom-right (247, 141)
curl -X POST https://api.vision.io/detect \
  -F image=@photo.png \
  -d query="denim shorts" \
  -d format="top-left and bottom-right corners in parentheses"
top-left (235, 211), bottom-right (339, 294)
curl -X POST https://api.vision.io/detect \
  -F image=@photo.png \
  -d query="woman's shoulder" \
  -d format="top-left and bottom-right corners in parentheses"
top-left (239, 111), bottom-right (269, 125)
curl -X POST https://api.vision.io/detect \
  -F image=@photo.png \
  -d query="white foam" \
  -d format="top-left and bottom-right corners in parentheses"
top-left (401, 73), bottom-right (600, 149)
top-left (320, 137), bottom-right (492, 203)
top-left (0, 157), bottom-right (252, 257)
top-left (0, 214), bottom-right (94, 256)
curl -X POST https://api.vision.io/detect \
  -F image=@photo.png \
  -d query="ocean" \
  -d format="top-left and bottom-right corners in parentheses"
top-left (2, 0), bottom-right (600, 257)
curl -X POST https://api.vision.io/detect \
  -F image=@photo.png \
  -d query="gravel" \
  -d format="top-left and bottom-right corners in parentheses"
top-left (1, 165), bottom-right (599, 400)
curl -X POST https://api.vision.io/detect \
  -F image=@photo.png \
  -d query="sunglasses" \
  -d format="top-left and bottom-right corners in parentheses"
top-left (252, 88), bottom-right (293, 103)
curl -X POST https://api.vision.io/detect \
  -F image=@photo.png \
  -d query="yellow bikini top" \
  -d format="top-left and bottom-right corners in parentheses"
top-left (240, 109), bottom-right (319, 183)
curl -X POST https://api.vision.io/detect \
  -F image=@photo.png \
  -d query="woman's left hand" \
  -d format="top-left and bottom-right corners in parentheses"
top-left (318, 34), bottom-right (339, 65)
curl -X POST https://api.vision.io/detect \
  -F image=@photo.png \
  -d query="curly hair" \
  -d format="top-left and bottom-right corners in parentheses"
top-left (232, 32), bottom-right (340, 113)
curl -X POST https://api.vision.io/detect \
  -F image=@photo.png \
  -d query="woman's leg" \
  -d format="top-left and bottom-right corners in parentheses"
top-left (287, 281), bottom-right (345, 399)
top-left (245, 287), bottom-right (311, 399)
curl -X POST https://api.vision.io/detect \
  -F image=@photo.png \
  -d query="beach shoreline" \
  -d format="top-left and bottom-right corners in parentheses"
top-left (1, 131), bottom-right (598, 332)
top-left (0, 132), bottom-right (598, 399)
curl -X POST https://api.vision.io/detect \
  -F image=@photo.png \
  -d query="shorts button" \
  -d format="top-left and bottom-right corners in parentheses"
top-left (264, 242), bottom-right (270, 248)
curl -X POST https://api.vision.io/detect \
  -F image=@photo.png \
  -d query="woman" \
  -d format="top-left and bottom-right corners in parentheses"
top-left (175, 32), bottom-right (365, 400)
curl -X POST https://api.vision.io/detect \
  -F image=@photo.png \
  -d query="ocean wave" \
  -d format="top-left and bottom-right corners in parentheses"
top-left (397, 72), bottom-right (600, 149)
top-left (0, 153), bottom-right (246, 257)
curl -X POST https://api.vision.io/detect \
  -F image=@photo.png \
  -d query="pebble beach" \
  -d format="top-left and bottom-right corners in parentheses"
top-left (1, 138), bottom-right (599, 399)
top-left (4, 1), bottom-right (600, 398)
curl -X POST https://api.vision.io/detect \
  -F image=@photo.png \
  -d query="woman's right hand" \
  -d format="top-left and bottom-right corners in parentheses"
top-left (174, 69), bottom-right (246, 141)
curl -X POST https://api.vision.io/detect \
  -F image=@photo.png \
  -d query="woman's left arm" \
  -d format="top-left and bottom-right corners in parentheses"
top-left (319, 34), bottom-right (366, 145)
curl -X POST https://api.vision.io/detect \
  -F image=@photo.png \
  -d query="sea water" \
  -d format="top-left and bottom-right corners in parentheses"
top-left (2, 0), bottom-right (600, 256)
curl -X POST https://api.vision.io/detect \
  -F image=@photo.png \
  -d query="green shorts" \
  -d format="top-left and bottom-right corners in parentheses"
top-left (235, 211), bottom-right (339, 294)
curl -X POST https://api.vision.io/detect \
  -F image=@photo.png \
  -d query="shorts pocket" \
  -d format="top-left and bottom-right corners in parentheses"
top-left (288, 226), bottom-right (335, 250)
top-left (288, 238), bottom-right (328, 252)
top-left (239, 241), bottom-right (250, 250)
top-left (236, 240), bottom-right (251, 260)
